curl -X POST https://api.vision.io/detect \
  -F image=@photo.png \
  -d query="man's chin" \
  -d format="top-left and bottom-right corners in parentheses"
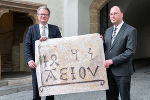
top-left (111, 21), bottom-right (116, 24)
top-left (41, 21), bottom-right (47, 24)
top-left (41, 21), bottom-right (46, 23)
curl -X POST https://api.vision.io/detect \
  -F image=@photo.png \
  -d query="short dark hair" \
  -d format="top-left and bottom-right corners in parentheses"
top-left (118, 6), bottom-right (123, 13)
top-left (116, 6), bottom-right (123, 13)
top-left (37, 6), bottom-right (50, 16)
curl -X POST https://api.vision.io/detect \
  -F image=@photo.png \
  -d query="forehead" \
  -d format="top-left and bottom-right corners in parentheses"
top-left (39, 9), bottom-right (49, 13)
top-left (110, 6), bottom-right (121, 13)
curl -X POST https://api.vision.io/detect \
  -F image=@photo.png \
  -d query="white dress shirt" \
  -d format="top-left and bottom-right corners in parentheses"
top-left (39, 24), bottom-right (49, 37)
top-left (113, 21), bottom-right (124, 36)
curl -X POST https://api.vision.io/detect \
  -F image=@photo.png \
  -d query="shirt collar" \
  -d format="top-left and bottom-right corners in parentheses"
top-left (114, 21), bottom-right (124, 30)
top-left (39, 24), bottom-right (48, 29)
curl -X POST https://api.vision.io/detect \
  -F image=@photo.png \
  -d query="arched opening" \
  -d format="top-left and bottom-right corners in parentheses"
top-left (0, 11), bottom-right (33, 78)
top-left (0, 0), bottom-right (45, 81)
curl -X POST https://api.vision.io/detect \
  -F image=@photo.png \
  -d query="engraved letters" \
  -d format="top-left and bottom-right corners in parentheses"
top-left (35, 33), bottom-right (108, 96)
top-left (39, 48), bottom-right (101, 82)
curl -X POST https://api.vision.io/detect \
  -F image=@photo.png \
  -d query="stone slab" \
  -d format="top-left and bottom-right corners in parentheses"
top-left (35, 33), bottom-right (108, 96)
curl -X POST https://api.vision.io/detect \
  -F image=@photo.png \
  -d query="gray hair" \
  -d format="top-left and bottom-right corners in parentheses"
top-left (37, 6), bottom-right (50, 16)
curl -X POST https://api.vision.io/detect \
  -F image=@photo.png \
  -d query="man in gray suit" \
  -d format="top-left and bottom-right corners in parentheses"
top-left (104, 6), bottom-right (137, 100)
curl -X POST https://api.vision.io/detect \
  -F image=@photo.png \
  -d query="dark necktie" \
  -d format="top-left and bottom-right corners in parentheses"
top-left (111, 27), bottom-right (117, 46)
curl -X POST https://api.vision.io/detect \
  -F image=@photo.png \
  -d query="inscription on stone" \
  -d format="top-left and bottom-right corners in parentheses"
top-left (35, 33), bottom-right (108, 96)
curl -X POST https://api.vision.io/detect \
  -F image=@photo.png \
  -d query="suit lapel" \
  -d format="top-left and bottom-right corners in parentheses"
top-left (48, 24), bottom-right (53, 38)
top-left (35, 24), bottom-right (41, 39)
top-left (108, 27), bottom-right (113, 49)
top-left (110, 23), bottom-right (127, 50)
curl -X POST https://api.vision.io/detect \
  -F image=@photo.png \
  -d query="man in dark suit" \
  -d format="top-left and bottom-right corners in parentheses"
top-left (25, 6), bottom-right (62, 100)
top-left (104, 6), bottom-right (137, 100)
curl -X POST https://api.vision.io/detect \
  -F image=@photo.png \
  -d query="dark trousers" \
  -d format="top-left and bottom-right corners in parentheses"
top-left (31, 69), bottom-right (54, 100)
top-left (106, 69), bottom-right (131, 100)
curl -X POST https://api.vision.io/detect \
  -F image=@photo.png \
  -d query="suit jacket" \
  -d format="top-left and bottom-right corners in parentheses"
top-left (25, 24), bottom-right (62, 63)
top-left (104, 22), bottom-right (137, 76)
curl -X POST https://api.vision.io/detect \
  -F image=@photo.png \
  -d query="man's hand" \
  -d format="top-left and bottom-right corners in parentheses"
top-left (100, 35), bottom-right (103, 39)
top-left (40, 36), bottom-right (48, 41)
top-left (104, 59), bottom-right (113, 68)
top-left (28, 60), bottom-right (37, 68)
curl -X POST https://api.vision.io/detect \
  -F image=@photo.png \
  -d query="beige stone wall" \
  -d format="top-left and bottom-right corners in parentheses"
top-left (90, 0), bottom-right (109, 33)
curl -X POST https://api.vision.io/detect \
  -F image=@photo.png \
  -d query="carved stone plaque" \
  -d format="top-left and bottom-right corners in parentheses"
top-left (35, 33), bottom-right (108, 96)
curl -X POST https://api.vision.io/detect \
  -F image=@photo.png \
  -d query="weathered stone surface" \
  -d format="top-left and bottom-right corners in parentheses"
top-left (35, 33), bottom-right (108, 96)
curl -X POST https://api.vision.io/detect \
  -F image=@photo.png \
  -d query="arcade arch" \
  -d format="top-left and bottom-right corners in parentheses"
top-left (0, 0), bottom-right (45, 79)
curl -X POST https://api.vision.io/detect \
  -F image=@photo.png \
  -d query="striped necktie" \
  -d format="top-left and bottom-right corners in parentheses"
top-left (111, 27), bottom-right (117, 46)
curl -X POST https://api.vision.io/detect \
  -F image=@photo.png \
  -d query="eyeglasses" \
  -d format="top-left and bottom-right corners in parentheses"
top-left (109, 12), bottom-right (119, 16)
top-left (38, 14), bottom-right (49, 16)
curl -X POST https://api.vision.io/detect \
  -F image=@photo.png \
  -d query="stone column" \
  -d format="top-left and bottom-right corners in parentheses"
top-left (90, 9), bottom-right (100, 33)
top-left (20, 43), bottom-right (30, 72)
top-left (64, 0), bottom-right (79, 37)
top-left (0, 55), bottom-right (1, 80)
top-left (12, 46), bottom-right (20, 72)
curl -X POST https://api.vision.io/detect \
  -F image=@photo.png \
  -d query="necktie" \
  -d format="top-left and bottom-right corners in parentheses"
top-left (111, 27), bottom-right (117, 46)
top-left (41, 26), bottom-right (46, 36)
